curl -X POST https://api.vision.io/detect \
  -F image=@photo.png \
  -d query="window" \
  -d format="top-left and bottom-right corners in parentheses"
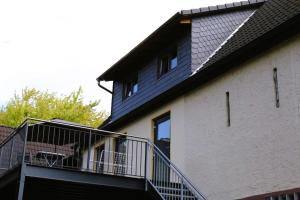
top-left (153, 113), bottom-right (171, 158)
top-left (273, 68), bottom-right (280, 108)
top-left (265, 192), bottom-right (300, 200)
top-left (169, 51), bottom-right (178, 69)
top-left (115, 136), bottom-right (127, 154)
top-left (226, 91), bottom-right (231, 127)
top-left (94, 144), bottom-right (105, 173)
top-left (123, 76), bottom-right (138, 100)
top-left (114, 136), bottom-right (127, 174)
top-left (158, 48), bottom-right (177, 78)
top-left (245, 189), bottom-right (300, 200)
top-left (153, 113), bottom-right (171, 181)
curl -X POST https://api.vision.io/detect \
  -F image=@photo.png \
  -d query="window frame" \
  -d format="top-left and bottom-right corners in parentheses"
top-left (93, 143), bottom-right (105, 172)
top-left (157, 47), bottom-right (178, 79)
top-left (113, 135), bottom-right (127, 175)
top-left (122, 75), bottom-right (139, 100)
top-left (153, 112), bottom-right (171, 158)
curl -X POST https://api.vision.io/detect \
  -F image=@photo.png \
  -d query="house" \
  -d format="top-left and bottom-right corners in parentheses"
top-left (0, 126), bottom-right (14, 144)
top-left (1, 0), bottom-right (300, 199)
top-left (96, 0), bottom-right (300, 199)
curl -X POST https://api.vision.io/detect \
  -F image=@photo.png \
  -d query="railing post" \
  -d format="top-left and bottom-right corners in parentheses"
top-left (9, 136), bottom-right (15, 168)
top-left (144, 141), bottom-right (148, 191)
top-left (17, 121), bottom-right (29, 200)
top-left (181, 178), bottom-right (184, 200)
top-left (87, 130), bottom-right (92, 170)
top-left (21, 122), bottom-right (29, 164)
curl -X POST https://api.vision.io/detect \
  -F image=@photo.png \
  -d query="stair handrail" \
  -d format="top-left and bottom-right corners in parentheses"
top-left (146, 139), bottom-right (207, 200)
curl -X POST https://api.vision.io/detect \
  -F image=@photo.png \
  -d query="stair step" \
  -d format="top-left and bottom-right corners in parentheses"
top-left (156, 186), bottom-right (190, 192)
top-left (156, 185), bottom-right (188, 189)
top-left (161, 193), bottom-right (196, 199)
top-left (157, 187), bottom-right (193, 196)
top-left (152, 181), bottom-right (185, 188)
top-left (149, 180), bottom-right (201, 199)
top-left (159, 190), bottom-right (193, 195)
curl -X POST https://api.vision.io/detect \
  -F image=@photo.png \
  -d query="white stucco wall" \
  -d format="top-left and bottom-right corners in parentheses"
top-left (116, 98), bottom-right (187, 173)
top-left (113, 33), bottom-right (300, 199)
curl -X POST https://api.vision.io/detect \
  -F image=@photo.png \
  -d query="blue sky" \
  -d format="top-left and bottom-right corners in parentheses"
top-left (0, 0), bottom-right (236, 112)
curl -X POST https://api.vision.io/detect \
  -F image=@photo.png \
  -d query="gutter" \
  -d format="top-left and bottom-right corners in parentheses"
top-left (97, 80), bottom-right (113, 94)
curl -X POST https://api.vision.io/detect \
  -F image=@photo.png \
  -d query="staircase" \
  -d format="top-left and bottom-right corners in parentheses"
top-left (145, 140), bottom-right (206, 200)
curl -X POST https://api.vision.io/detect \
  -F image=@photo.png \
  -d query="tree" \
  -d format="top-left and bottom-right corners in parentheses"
top-left (0, 87), bottom-right (108, 128)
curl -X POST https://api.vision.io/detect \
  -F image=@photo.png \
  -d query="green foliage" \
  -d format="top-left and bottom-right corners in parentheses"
top-left (0, 87), bottom-right (108, 128)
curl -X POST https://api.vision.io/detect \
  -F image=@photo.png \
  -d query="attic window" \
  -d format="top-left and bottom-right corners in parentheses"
top-left (158, 48), bottom-right (177, 78)
top-left (123, 76), bottom-right (138, 100)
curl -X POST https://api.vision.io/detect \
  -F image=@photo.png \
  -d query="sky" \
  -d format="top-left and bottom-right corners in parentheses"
top-left (0, 0), bottom-right (238, 113)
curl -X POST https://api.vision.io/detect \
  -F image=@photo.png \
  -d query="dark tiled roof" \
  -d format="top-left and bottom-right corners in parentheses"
top-left (196, 0), bottom-right (300, 72)
top-left (0, 125), bottom-right (14, 143)
top-left (181, 0), bottom-right (267, 15)
top-left (191, 8), bottom-right (256, 71)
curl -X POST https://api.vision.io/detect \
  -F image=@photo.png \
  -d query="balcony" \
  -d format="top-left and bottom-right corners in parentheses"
top-left (0, 118), bottom-right (206, 200)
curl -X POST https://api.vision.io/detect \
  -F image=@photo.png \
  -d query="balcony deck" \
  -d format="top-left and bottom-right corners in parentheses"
top-left (0, 119), bottom-right (151, 200)
top-left (0, 118), bottom-right (206, 200)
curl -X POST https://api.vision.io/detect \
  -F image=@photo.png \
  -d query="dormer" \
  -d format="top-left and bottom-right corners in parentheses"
top-left (97, 1), bottom-right (265, 129)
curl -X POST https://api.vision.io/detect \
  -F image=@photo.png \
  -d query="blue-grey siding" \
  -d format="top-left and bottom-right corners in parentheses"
top-left (111, 33), bottom-right (191, 121)
top-left (110, 8), bottom-right (257, 121)
top-left (191, 8), bottom-right (256, 71)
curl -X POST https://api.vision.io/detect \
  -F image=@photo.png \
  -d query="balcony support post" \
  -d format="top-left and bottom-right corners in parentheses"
top-left (17, 165), bottom-right (26, 200)
top-left (17, 122), bottom-right (29, 200)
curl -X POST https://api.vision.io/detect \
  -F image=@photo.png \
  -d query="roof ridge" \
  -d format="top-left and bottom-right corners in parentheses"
top-left (180, 0), bottom-right (267, 15)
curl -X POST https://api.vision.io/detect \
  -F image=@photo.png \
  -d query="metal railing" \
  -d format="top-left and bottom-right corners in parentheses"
top-left (0, 118), bottom-right (148, 178)
top-left (0, 118), bottom-right (206, 199)
top-left (145, 141), bottom-right (206, 200)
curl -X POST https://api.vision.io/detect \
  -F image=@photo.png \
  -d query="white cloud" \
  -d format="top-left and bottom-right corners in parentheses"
top-left (0, 0), bottom-right (237, 112)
